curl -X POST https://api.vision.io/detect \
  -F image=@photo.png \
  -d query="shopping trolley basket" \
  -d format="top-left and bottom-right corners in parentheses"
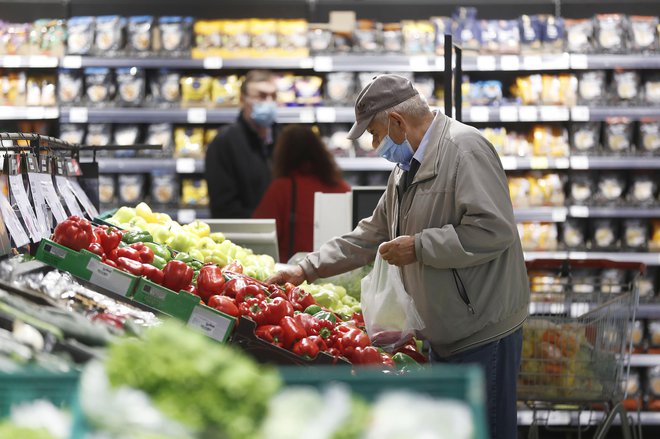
top-left (519, 259), bottom-right (643, 439)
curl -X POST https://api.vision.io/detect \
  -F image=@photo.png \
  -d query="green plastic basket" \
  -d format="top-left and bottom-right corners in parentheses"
top-left (0, 368), bottom-right (79, 418)
top-left (92, 209), bottom-right (119, 228)
top-left (278, 364), bottom-right (488, 439)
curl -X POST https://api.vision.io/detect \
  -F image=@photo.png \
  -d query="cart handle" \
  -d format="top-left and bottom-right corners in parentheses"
top-left (526, 258), bottom-right (646, 275)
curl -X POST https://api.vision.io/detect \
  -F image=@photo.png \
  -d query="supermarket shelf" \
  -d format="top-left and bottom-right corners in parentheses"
top-left (335, 157), bottom-right (394, 171)
top-left (95, 158), bottom-right (204, 174)
top-left (587, 106), bottom-right (660, 121)
top-left (572, 54), bottom-right (660, 70)
top-left (524, 251), bottom-right (569, 261)
top-left (636, 303), bottom-right (660, 319)
top-left (629, 354), bottom-right (660, 367)
top-left (517, 410), bottom-right (660, 426)
top-left (0, 106), bottom-right (59, 120)
top-left (571, 156), bottom-right (660, 170)
top-left (61, 55), bottom-right (314, 70)
top-left (567, 206), bottom-right (660, 218)
top-left (523, 251), bottom-right (660, 265)
top-left (0, 55), bottom-right (59, 68)
top-left (60, 107), bottom-right (239, 124)
top-left (515, 207), bottom-right (567, 222)
top-left (500, 156), bottom-right (570, 170)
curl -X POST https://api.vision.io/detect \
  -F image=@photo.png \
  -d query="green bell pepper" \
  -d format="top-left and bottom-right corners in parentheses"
top-left (304, 305), bottom-right (323, 315)
top-left (122, 230), bottom-right (154, 245)
top-left (174, 252), bottom-right (193, 263)
top-left (188, 260), bottom-right (204, 271)
top-left (143, 242), bottom-right (171, 261)
top-left (151, 255), bottom-right (167, 270)
top-left (392, 352), bottom-right (423, 372)
top-left (313, 310), bottom-right (337, 324)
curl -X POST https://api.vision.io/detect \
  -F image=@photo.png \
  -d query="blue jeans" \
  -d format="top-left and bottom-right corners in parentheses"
top-left (430, 328), bottom-right (523, 439)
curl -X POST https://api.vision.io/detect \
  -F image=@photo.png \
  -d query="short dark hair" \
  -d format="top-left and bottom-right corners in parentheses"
top-left (240, 70), bottom-right (274, 97)
top-left (273, 125), bottom-right (343, 187)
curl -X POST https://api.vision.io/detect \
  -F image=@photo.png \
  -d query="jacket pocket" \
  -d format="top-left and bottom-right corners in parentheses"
top-left (451, 268), bottom-right (475, 315)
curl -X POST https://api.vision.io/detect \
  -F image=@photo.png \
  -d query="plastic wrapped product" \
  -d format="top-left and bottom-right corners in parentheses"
top-left (561, 219), bottom-right (587, 249)
top-left (325, 72), bottom-right (355, 105)
top-left (30, 19), bottom-right (67, 57)
top-left (639, 121), bottom-right (660, 153)
top-left (541, 15), bottom-right (565, 53)
top-left (630, 321), bottom-right (645, 351)
top-left (623, 219), bottom-right (648, 249)
top-left (113, 124), bottom-right (140, 158)
top-left (59, 123), bottom-right (85, 145)
top-left (211, 75), bottom-right (241, 107)
top-left (466, 80), bottom-right (503, 106)
top-left (150, 69), bottom-right (181, 106)
top-left (327, 126), bottom-right (356, 158)
top-left (174, 127), bottom-right (205, 158)
top-left (404, 20), bottom-right (435, 54)
top-left (39, 76), bottom-right (56, 106)
top-left (644, 75), bottom-right (660, 105)
top-left (382, 23), bottom-right (403, 53)
top-left (480, 127), bottom-right (507, 156)
top-left (144, 123), bottom-right (174, 157)
top-left (98, 174), bottom-right (116, 205)
top-left (597, 173), bottom-right (626, 203)
top-left (180, 75), bottom-right (212, 106)
top-left (354, 19), bottom-right (381, 53)
top-left (331, 29), bottom-right (353, 53)
top-left (127, 16), bottom-right (154, 53)
top-left (531, 126), bottom-right (569, 158)
top-left (413, 75), bottom-right (435, 104)
top-left (565, 19), bottom-right (593, 53)
top-left (295, 75), bottom-right (323, 106)
top-left (249, 19), bottom-right (278, 52)
top-left (652, 220), bottom-right (660, 252)
top-left (150, 172), bottom-right (178, 205)
top-left (118, 174), bottom-right (145, 205)
top-left (517, 222), bottom-right (558, 251)
top-left (571, 268), bottom-right (597, 294)
top-left (612, 71), bottom-right (641, 104)
top-left (308, 24), bottom-right (332, 53)
top-left (95, 15), bottom-right (125, 54)
top-left (519, 15), bottom-right (543, 53)
top-left (158, 16), bottom-right (188, 54)
top-left (431, 17), bottom-right (450, 55)
top-left (222, 19), bottom-right (251, 52)
top-left (452, 7), bottom-right (481, 53)
top-left (649, 366), bottom-right (660, 410)
top-left (636, 275), bottom-right (655, 300)
top-left (604, 119), bottom-right (634, 154)
top-left (116, 67), bottom-right (145, 107)
top-left (57, 69), bottom-right (83, 104)
top-left (508, 176), bottom-right (531, 208)
top-left (193, 20), bottom-right (221, 51)
top-left (594, 14), bottom-right (627, 53)
top-left (601, 268), bottom-right (626, 294)
top-left (84, 67), bottom-right (115, 105)
top-left (497, 20), bottom-right (520, 54)
top-left (513, 75), bottom-right (542, 105)
top-left (571, 122), bottom-right (601, 154)
top-left (67, 16), bottom-right (94, 55)
top-left (591, 219), bottom-right (619, 250)
top-left (628, 174), bottom-right (657, 205)
top-left (629, 16), bottom-right (658, 52)
top-left (274, 73), bottom-right (296, 106)
top-left (277, 19), bottom-right (308, 53)
top-left (181, 178), bottom-right (209, 206)
top-left (479, 20), bottom-right (499, 54)
top-left (577, 71), bottom-right (607, 104)
top-left (569, 173), bottom-right (595, 205)
top-left (649, 323), bottom-right (660, 351)
top-left (85, 123), bottom-right (112, 147)
top-left (623, 369), bottom-right (642, 409)
top-left (541, 74), bottom-right (577, 106)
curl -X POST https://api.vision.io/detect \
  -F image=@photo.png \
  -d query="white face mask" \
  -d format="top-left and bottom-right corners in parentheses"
top-left (376, 117), bottom-right (414, 169)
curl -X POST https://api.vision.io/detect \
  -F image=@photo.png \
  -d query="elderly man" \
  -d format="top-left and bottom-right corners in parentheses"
top-left (267, 74), bottom-right (529, 439)
top-left (205, 70), bottom-right (278, 218)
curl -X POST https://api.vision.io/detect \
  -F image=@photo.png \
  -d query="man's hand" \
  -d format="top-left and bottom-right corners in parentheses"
top-left (379, 235), bottom-right (417, 266)
top-left (265, 265), bottom-right (306, 286)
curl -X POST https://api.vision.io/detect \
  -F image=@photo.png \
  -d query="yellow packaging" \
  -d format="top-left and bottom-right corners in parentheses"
top-left (249, 19), bottom-right (278, 52)
top-left (180, 76), bottom-right (212, 105)
top-left (221, 19), bottom-right (250, 55)
top-left (277, 19), bottom-right (308, 54)
top-left (174, 127), bottom-right (205, 158)
top-left (194, 20), bottom-right (222, 51)
top-left (182, 179), bottom-right (209, 206)
top-left (205, 128), bottom-right (218, 145)
top-left (211, 75), bottom-right (241, 106)
top-left (531, 125), bottom-right (569, 157)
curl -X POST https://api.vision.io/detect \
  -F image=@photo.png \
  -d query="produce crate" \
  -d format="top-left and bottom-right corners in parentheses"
top-left (0, 368), bottom-right (79, 417)
top-left (133, 278), bottom-right (235, 343)
top-left (231, 316), bottom-right (351, 366)
top-left (35, 239), bottom-right (139, 298)
top-left (92, 209), bottom-right (118, 228)
top-left (279, 364), bottom-right (488, 439)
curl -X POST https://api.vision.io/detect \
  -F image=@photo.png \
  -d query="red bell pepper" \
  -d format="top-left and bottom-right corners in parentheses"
top-left (141, 264), bottom-right (164, 285)
top-left (266, 284), bottom-right (288, 300)
top-left (351, 346), bottom-right (382, 365)
top-left (117, 246), bottom-right (141, 262)
top-left (238, 297), bottom-right (266, 321)
top-left (52, 215), bottom-right (95, 251)
top-left (222, 277), bottom-right (248, 299)
top-left (208, 295), bottom-right (240, 317)
top-left (287, 286), bottom-right (316, 312)
top-left (96, 227), bottom-right (122, 254)
top-left (235, 284), bottom-right (266, 304)
top-left (103, 258), bottom-right (118, 268)
top-left (294, 312), bottom-right (334, 339)
top-left (162, 260), bottom-right (194, 293)
top-left (380, 352), bottom-right (396, 368)
top-left (255, 324), bottom-right (284, 347)
top-left (392, 338), bottom-right (428, 364)
top-left (105, 248), bottom-right (118, 262)
top-left (116, 257), bottom-right (144, 276)
top-left (182, 284), bottom-right (198, 296)
top-left (292, 337), bottom-right (321, 359)
top-left (280, 315), bottom-right (307, 349)
top-left (196, 264), bottom-right (226, 303)
top-left (221, 259), bottom-right (243, 274)
top-left (128, 242), bottom-right (154, 264)
top-left (259, 297), bottom-right (294, 326)
top-left (330, 324), bottom-right (371, 360)
top-left (86, 242), bottom-right (105, 258)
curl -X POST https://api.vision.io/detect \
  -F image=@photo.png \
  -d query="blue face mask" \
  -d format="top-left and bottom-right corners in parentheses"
top-left (251, 101), bottom-right (277, 127)
top-left (376, 118), bottom-right (414, 169)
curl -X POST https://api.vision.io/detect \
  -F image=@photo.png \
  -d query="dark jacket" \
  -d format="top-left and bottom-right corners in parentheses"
top-left (205, 114), bottom-right (274, 218)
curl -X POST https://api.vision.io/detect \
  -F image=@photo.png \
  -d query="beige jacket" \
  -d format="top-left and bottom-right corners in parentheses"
top-left (300, 112), bottom-right (530, 357)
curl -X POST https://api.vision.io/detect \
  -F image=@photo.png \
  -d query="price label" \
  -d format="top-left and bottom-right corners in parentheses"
top-left (2, 55), bottom-right (22, 68)
top-left (61, 55), bottom-right (82, 69)
top-left (39, 175), bottom-right (68, 223)
top-left (523, 55), bottom-right (542, 70)
top-left (178, 209), bottom-right (196, 224)
top-left (316, 107), bottom-right (337, 123)
top-left (314, 56), bottom-right (333, 72)
top-left (187, 108), bottom-right (207, 124)
top-left (500, 55), bottom-right (520, 71)
top-left (570, 54), bottom-right (588, 70)
top-left (44, 243), bottom-right (67, 259)
top-left (571, 252), bottom-right (588, 260)
top-left (499, 106), bottom-right (518, 122)
top-left (142, 284), bottom-right (167, 301)
top-left (87, 258), bottom-right (132, 296)
top-left (569, 206), bottom-right (590, 218)
top-left (540, 106), bottom-right (569, 121)
top-left (202, 57), bottom-right (223, 69)
top-left (0, 191), bottom-right (29, 248)
top-left (68, 107), bottom-right (88, 123)
top-left (409, 56), bottom-right (429, 70)
top-left (55, 175), bottom-right (84, 217)
top-left (187, 305), bottom-right (233, 342)
top-left (499, 156), bottom-right (518, 170)
top-left (43, 107), bottom-right (59, 119)
top-left (28, 172), bottom-right (51, 237)
top-left (29, 55), bottom-right (58, 68)
top-left (469, 106), bottom-right (489, 122)
top-left (299, 58), bottom-right (314, 69)
top-left (547, 411), bottom-right (571, 425)
top-left (570, 156), bottom-right (590, 169)
top-left (519, 106), bottom-right (538, 122)
top-left (176, 158), bottom-right (196, 173)
top-left (552, 208), bottom-right (567, 222)
top-left (27, 107), bottom-right (45, 120)
top-left (8, 174), bottom-right (40, 241)
top-left (298, 109), bottom-right (315, 123)
top-left (530, 157), bottom-right (549, 169)
top-left (571, 106), bottom-right (590, 122)
top-left (69, 178), bottom-right (99, 218)
top-left (476, 56), bottom-right (496, 71)
top-left (555, 158), bottom-right (570, 169)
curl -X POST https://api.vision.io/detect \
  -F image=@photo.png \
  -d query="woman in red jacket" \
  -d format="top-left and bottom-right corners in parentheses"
top-left (253, 125), bottom-right (351, 262)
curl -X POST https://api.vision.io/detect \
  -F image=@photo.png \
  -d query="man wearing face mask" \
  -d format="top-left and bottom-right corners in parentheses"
top-left (267, 74), bottom-right (529, 439)
top-left (205, 70), bottom-right (278, 218)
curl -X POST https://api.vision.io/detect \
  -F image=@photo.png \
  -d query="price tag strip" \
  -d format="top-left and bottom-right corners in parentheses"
top-left (187, 305), bottom-right (233, 342)
top-left (0, 191), bottom-right (29, 248)
top-left (87, 258), bottom-right (133, 296)
top-left (28, 171), bottom-right (52, 238)
top-left (68, 178), bottom-right (99, 218)
top-left (55, 175), bottom-right (85, 218)
top-left (39, 174), bottom-right (68, 223)
top-left (8, 174), bottom-right (41, 241)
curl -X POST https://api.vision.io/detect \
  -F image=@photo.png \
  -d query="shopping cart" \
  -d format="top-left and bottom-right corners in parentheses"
top-left (519, 259), bottom-right (643, 439)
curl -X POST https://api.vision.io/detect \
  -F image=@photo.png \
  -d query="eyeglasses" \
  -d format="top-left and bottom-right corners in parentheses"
top-left (246, 91), bottom-right (277, 102)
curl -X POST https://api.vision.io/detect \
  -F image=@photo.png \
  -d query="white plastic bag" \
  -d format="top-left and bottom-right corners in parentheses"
top-left (360, 250), bottom-right (425, 352)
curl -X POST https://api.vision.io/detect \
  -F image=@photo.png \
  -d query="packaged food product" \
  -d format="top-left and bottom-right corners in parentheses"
top-left (205, 128), bottom-right (218, 145)
top-left (325, 72), bottom-right (355, 105)
top-left (569, 173), bottom-right (595, 204)
top-left (541, 15), bottom-right (565, 53)
top-left (636, 275), bottom-right (655, 300)
top-left (355, 133), bottom-right (376, 158)
top-left (151, 69), bottom-right (181, 106)
top-left (480, 20), bottom-right (499, 54)
top-left (180, 75), bottom-right (212, 106)
top-left (512, 75), bottom-right (541, 105)
top-left (508, 176), bottom-right (531, 208)
top-left (0, 71), bottom-right (26, 105)
top-left (26, 76), bottom-right (42, 106)
top-left (59, 123), bottom-right (85, 145)
top-left (601, 268), bottom-right (626, 294)
top-left (466, 80), bottom-right (503, 106)
top-left (630, 320), bottom-right (645, 350)
top-left (174, 127), bottom-right (205, 158)
top-left (577, 71), bottom-right (606, 104)
top-left (98, 174), bottom-right (116, 205)
top-left (84, 67), bottom-right (115, 105)
top-left (211, 75), bottom-right (241, 107)
top-left (517, 222), bottom-right (558, 251)
top-left (597, 172), bottom-right (626, 203)
top-left (629, 16), bottom-right (659, 52)
top-left (128, 16), bottom-right (154, 53)
top-left (402, 20), bottom-right (435, 55)
top-left (193, 20), bottom-right (222, 52)
top-left (116, 67), bottom-right (145, 107)
top-left (414, 76), bottom-right (435, 104)
top-left (382, 23), bottom-right (403, 53)
top-left (571, 268), bottom-right (597, 294)
top-left (354, 19), bottom-right (380, 53)
top-left (591, 219), bottom-right (619, 249)
top-left (57, 69), bottom-right (83, 104)
top-left (481, 127), bottom-right (508, 156)
top-left (118, 174), bottom-right (145, 205)
top-left (612, 70), bottom-right (641, 103)
top-left (604, 119), bottom-right (633, 154)
top-left (277, 19), bottom-right (308, 53)
top-left (650, 323), bottom-right (660, 351)
top-left (623, 219), bottom-right (648, 249)
top-left (652, 220), bottom-right (660, 252)
top-left (221, 19), bottom-right (251, 53)
top-left (561, 219), bottom-right (587, 249)
top-left (39, 76), bottom-right (56, 106)
top-left (85, 123), bottom-right (112, 147)
top-left (30, 19), bottom-right (66, 57)
top-left (144, 123), bottom-right (174, 157)
top-left (571, 123), bottom-right (601, 153)
top-left (158, 16), bottom-right (191, 54)
top-left (95, 15), bottom-right (125, 54)
top-left (639, 121), bottom-right (660, 153)
top-left (274, 73), bottom-right (296, 106)
top-left (308, 23), bottom-right (332, 53)
top-left (327, 126), bottom-right (355, 158)
top-left (431, 17), bottom-right (450, 55)
top-left (647, 366), bottom-right (660, 409)
top-left (67, 16), bottom-right (95, 55)
top-left (519, 15), bottom-right (543, 53)
top-left (594, 14), bottom-right (627, 53)
top-left (531, 125), bottom-right (569, 158)
top-left (249, 19), bottom-right (278, 52)
top-left (113, 124), bottom-right (140, 158)
top-left (150, 172), bottom-right (177, 205)
top-left (504, 131), bottom-right (533, 157)
top-left (623, 369), bottom-right (642, 410)
top-left (452, 7), bottom-right (481, 53)
top-left (644, 75), bottom-right (660, 105)
top-left (295, 76), bottom-right (323, 106)
top-left (181, 178), bottom-right (209, 206)
top-left (541, 74), bottom-right (577, 106)
top-left (628, 174), bottom-right (657, 204)
top-left (565, 19), bottom-right (593, 53)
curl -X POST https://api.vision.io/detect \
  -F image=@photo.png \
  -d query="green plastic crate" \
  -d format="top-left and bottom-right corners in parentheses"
top-left (0, 368), bottom-right (79, 418)
top-left (279, 364), bottom-right (487, 439)
top-left (93, 209), bottom-right (118, 228)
